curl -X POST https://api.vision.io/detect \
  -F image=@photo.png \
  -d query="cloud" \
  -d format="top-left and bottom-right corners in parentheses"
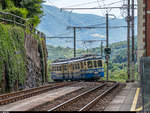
top-left (90, 33), bottom-right (105, 38)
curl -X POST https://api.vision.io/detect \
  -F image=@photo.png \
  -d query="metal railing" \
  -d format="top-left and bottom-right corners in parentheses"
top-left (0, 11), bottom-right (46, 38)
top-left (0, 11), bottom-right (26, 27)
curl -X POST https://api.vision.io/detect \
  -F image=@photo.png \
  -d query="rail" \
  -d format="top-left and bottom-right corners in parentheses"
top-left (0, 82), bottom-right (76, 105)
top-left (79, 83), bottom-right (119, 111)
top-left (48, 82), bottom-right (107, 111)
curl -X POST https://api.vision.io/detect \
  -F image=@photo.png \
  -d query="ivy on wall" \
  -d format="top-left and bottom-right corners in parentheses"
top-left (0, 24), bottom-right (26, 91)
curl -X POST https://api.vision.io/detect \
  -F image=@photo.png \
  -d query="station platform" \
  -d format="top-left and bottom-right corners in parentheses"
top-left (0, 86), bottom-right (82, 111)
top-left (105, 82), bottom-right (142, 111)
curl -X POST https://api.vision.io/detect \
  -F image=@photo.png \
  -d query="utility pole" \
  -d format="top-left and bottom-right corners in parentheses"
top-left (106, 13), bottom-right (109, 81)
top-left (131, 0), bottom-right (135, 82)
top-left (127, 0), bottom-right (131, 82)
top-left (73, 27), bottom-right (76, 58)
top-left (101, 41), bottom-right (103, 57)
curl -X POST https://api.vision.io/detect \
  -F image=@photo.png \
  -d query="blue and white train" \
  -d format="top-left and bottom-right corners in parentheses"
top-left (50, 54), bottom-right (104, 81)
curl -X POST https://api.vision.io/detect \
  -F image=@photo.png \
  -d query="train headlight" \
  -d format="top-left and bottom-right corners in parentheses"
top-left (94, 71), bottom-right (98, 74)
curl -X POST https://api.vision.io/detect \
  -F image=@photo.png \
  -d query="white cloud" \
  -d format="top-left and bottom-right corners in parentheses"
top-left (90, 33), bottom-right (105, 38)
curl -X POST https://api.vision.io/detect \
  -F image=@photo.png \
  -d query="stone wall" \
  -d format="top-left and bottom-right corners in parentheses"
top-left (25, 56), bottom-right (43, 89)
top-left (24, 32), bottom-right (47, 89)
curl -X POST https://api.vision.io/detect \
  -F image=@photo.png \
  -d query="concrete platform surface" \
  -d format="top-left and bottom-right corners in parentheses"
top-left (0, 86), bottom-right (82, 111)
top-left (105, 82), bottom-right (141, 111)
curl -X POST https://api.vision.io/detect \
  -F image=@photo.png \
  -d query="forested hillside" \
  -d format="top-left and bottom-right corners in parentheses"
top-left (47, 38), bottom-right (137, 64)
top-left (38, 4), bottom-right (138, 47)
top-left (47, 38), bottom-right (138, 82)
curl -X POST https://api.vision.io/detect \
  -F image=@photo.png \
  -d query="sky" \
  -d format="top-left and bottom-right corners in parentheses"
top-left (44, 0), bottom-right (137, 18)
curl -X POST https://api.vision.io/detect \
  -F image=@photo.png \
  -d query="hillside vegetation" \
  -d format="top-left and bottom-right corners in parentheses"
top-left (0, 24), bottom-right (26, 91)
top-left (47, 39), bottom-right (138, 82)
top-left (0, 0), bottom-right (44, 27)
top-left (38, 4), bottom-right (137, 47)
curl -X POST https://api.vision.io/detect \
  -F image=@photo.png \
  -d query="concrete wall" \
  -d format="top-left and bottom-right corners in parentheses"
top-left (137, 0), bottom-right (145, 57)
top-left (137, 0), bottom-right (146, 75)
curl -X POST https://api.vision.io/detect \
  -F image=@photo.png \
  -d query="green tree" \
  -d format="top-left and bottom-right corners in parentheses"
top-left (20, 0), bottom-right (44, 27)
top-left (0, 0), bottom-right (44, 27)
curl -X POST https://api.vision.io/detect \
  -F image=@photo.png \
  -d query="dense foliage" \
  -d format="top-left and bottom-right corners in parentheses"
top-left (0, 24), bottom-right (26, 92)
top-left (0, 0), bottom-right (44, 27)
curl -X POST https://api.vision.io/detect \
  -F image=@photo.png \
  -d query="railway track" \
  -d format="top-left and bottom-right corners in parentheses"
top-left (48, 82), bottom-right (119, 111)
top-left (0, 82), bottom-right (76, 105)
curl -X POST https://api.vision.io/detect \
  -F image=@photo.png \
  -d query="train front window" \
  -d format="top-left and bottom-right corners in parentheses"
top-left (88, 61), bottom-right (93, 68)
top-left (94, 61), bottom-right (97, 68)
top-left (98, 60), bottom-right (102, 67)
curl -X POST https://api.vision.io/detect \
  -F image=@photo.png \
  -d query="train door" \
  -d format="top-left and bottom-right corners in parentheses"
top-left (63, 64), bottom-right (68, 80)
top-left (62, 64), bottom-right (65, 79)
top-left (80, 62), bottom-right (84, 80)
top-left (82, 61), bottom-right (87, 79)
top-left (77, 62), bottom-right (80, 80)
top-left (84, 61), bottom-right (87, 70)
top-left (68, 63), bottom-right (73, 80)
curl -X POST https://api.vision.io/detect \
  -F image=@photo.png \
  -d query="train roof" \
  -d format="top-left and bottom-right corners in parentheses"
top-left (51, 54), bottom-right (103, 65)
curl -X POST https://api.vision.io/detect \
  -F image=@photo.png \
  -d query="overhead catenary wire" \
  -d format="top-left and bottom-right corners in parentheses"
top-left (62, 0), bottom-right (124, 9)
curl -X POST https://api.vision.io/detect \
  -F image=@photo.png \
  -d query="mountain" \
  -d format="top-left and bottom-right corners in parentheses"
top-left (37, 4), bottom-right (137, 48)
top-left (47, 38), bottom-right (137, 63)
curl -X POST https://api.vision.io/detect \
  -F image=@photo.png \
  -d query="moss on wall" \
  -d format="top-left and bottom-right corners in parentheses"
top-left (0, 23), bottom-right (47, 92)
top-left (0, 24), bottom-right (26, 91)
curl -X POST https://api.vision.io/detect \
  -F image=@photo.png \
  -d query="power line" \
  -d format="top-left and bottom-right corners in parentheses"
top-left (47, 0), bottom-right (55, 6)
top-left (47, 36), bottom-right (73, 39)
top-left (63, 1), bottom-right (101, 8)
top-left (67, 25), bottom-right (127, 29)
top-left (97, 0), bottom-right (101, 8)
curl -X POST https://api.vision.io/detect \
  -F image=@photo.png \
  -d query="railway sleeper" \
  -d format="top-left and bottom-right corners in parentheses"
top-left (79, 83), bottom-right (119, 111)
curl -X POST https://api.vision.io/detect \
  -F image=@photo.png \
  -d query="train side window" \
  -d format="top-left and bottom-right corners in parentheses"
top-left (88, 61), bottom-right (93, 68)
top-left (55, 67), bottom-right (57, 71)
top-left (74, 64), bottom-right (76, 70)
top-left (75, 64), bottom-right (78, 69)
top-left (54, 67), bottom-right (56, 71)
top-left (81, 62), bottom-right (84, 69)
top-left (78, 63), bottom-right (80, 69)
top-left (72, 64), bottom-right (74, 70)
top-left (84, 62), bottom-right (86, 66)
top-left (64, 65), bottom-right (67, 71)
top-left (60, 66), bottom-right (62, 71)
top-left (52, 67), bottom-right (54, 71)
top-left (94, 61), bottom-right (97, 68)
top-left (98, 60), bottom-right (102, 67)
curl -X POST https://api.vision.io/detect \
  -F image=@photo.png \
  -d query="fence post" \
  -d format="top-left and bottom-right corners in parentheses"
top-left (13, 16), bottom-right (15, 26)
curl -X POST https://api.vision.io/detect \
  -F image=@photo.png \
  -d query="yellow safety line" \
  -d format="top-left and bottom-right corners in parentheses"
top-left (130, 88), bottom-right (140, 111)
top-left (136, 100), bottom-right (150, 111)
top-left (136, 106), bottom-right (143, 111)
